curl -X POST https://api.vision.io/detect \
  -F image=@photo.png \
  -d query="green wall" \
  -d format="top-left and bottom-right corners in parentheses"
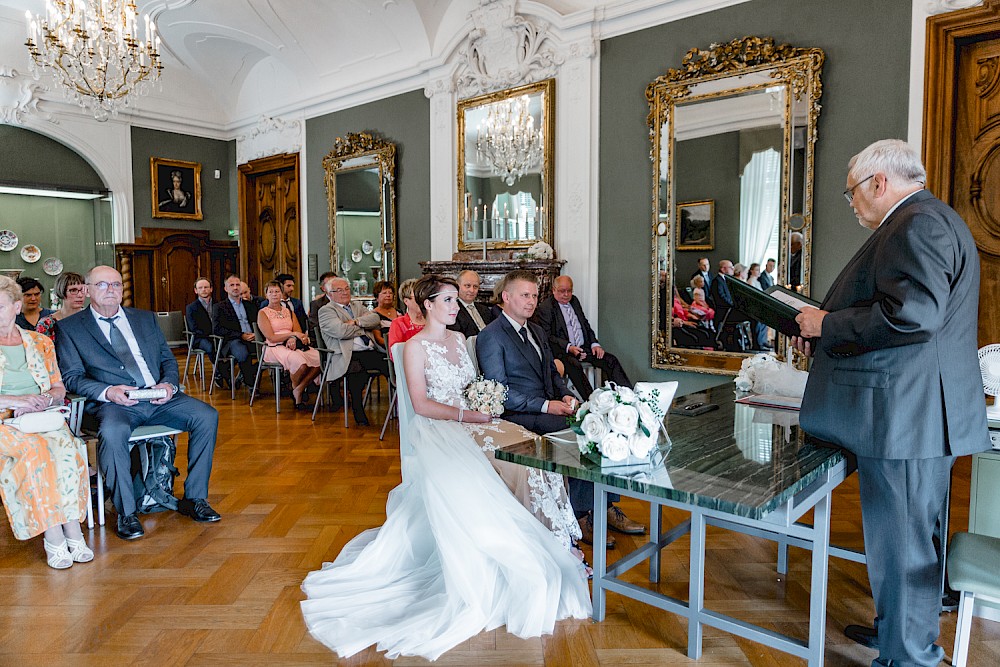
top-left (598, 0), bottom-right (912, 393)
top-left (0, 126), bottom-right (104, 190)
top-left (130, 127), bottom-right (236, 241)
top-left (305, 89), bottom-right (431, 293)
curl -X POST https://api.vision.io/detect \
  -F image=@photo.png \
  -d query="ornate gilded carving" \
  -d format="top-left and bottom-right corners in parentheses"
top-left (321, 132), bottom-right (397, 174)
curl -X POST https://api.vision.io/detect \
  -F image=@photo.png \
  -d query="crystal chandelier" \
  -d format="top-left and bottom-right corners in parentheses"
top-left (24, 0), bottom-right (163, 121)
top-left (476, 95), bottom-right (543, 186)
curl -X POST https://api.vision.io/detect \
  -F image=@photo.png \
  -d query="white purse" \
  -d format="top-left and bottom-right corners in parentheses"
top-left (2, 406), bottom-right (70, 433)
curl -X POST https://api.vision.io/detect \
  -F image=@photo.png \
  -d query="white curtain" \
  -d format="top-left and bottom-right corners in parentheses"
top-left (739, 148), bottom-right (781, 269)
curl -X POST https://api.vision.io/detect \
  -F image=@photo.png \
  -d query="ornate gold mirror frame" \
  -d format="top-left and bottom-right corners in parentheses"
top-left (456, 78), bottom-right (555, 251)
top-left (323, 131), bottom-right (397, 294)
top-left (647, 37), bottom-right (824, 374)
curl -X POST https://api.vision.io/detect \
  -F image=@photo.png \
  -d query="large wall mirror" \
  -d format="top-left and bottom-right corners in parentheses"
top-left (323, 132), bottom-right (397, 297)
top-left (648, 37), bottom-right (824, 374)
top-left (456, 78), bottom-right (554, 251)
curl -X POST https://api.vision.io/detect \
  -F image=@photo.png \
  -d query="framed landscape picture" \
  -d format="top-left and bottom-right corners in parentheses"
top-left (676, 200), bottom-right (714, 251)
top-left (151, 157), bottom-right (203, 221)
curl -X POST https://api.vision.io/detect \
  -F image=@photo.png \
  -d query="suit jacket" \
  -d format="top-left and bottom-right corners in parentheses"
top-left (317, 300), bottom-right (382, 380)
top-left (534, 295), bottom-right (599, 355)
top-left (307, 295), bottom-right (329, 334)
top-left (476, 315), bottom-right (569, 414)
top-left (184, 299), bottom-right (213, 340)
top-left (708, 275), bottom-right (746, 327)
top-left (448, 301), bottom-right (495, 338)
top-left (759, 272), bottom-right (774, 290)
top-left (212, 298), bottom-right (259, 342)
top-left (800, 190), bottom-right (990, 459)
top-left (56, 307), bottom-right (179, 406)
top-left (283, 296), bottom-right (307, 331)
top-left (691, 269), bottom-right (713, 291)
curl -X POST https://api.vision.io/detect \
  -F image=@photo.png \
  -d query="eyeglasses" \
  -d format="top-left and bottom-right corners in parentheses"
top-left (843, 174), bottom-right (874, 203)
top-left (89, 281), bottom-right (123, 291)
top-left (65, 286), bottom-right (86, 295)
top-left (325, 288), bottom-right (348, 294)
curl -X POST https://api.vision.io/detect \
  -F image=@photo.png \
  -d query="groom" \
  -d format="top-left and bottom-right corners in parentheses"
top-left (476, 270), bottom-right (644, 548)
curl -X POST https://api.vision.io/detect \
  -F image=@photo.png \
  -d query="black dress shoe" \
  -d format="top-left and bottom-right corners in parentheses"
top-left (353, 411), bottom-right (370, 426)
top-left (116, 513), bottom-right (144, 540)
top-left (213, 374), bottom-right (228, 389)
top-left (844, 624), bottom-right (878, 649)
top-left (177, 498), bottom-right (221, 523)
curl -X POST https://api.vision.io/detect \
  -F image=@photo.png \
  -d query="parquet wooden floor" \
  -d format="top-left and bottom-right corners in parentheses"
top-left (1, 370), bottom-right (999, 666)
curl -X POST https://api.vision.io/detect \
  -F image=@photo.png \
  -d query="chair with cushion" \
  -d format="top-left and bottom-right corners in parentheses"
top-left (947, 531), bottom-right (1000, 666)
top-left (248, 323), bottom-right (285, 413)
top-left (465, 335), bottom-right (479, 373)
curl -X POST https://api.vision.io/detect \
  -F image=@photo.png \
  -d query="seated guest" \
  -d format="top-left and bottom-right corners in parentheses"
top-left (710, 260), bottom-right (768, 351)
top-left (258, 280), bottom-right (321, 409)
top-left (534, 275), bottom-right (631, 399)
top-left (184, 276), bottom-right (214, 355)
top-left (671, 287), bottom-right (715, 349)
top-left (239, 281), bottom-right (267, 310)
top-left (318, 276), bottom-right (385, 426)
top-left (0, 275), bottom-right (92, 569)
top-left (15, 277), bottom-right (54, 330)
top-left (747, 263), bottom-right (763, 289)
top-left (36, 272), bottom-right (87, 342)
top-left (687, 287), bottom-right (715, 325)
top-left (690, 256), bottom-right (713, 291)
top-left (56, 265), bottom-right (221, 541)
top-left (212, 275), bottom-right (258, 388)
top-left (307, 271), bottom-right (337, 334)
top-left (759, 258), bottom-right (776, 290)
top-left (448, 270), bottom-right (495, 338)
top-left (275, 272), bottom-right (308, 331)
top-left (370, 280), bottom-right (400, 349)
top-left (387, 278), bottom-right (425, 356)
top-left (733, 263), bottom-right (749, 282)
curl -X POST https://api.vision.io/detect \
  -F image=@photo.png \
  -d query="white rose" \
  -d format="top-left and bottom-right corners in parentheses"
top-left (577, 434), bottom-right (592, 453)
top-left (636, 401), bottom-right (659, 429)
top-left (590, 389), bottom-right (617, 415)
top-left (600, 432), bottom-right (630, 461)
top-left (734, 375), bottom-right (752, 392)
top-left (616, 387), bottom-right (636, 404)
top-left (607, 404), bottom-right (639, 435)
top-left (491, 401), bottom-right (504, 416)
top-left (628, 432), bottom-right (655, 458)
top-left (581, 412), bottom-right (610, 443)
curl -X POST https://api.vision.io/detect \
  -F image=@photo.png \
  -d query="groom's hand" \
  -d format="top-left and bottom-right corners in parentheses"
top-left (546, 400), bottom-right (574, 416)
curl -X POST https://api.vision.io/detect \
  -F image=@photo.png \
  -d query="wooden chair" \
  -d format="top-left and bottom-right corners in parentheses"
top-left (948, 531), bottom-right (1000, 666)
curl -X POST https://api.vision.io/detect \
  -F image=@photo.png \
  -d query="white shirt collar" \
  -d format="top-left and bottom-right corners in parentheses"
top-left (459, 298), bottom-right (475, 308)
top-left (90, 305), bottom-right (124, 323)
top-left (501, 310), bottom-right (527, 332)
top-left (879, 189), bottom-right (922, 227)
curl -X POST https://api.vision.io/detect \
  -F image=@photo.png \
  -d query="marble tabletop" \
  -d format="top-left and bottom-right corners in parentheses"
top-left (495, 387), bottom-right (846, 520)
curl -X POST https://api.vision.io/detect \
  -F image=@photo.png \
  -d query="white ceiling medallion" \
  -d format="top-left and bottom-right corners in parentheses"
top-left (236, 115), bottom-right (303, 164)
top-left (454, 0), bottom-right (563, 99)
top-left (0, 66), bottom-right (52, 126)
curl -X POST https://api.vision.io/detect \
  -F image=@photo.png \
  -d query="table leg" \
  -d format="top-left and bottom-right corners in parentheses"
top-left (649, 502), bottom-right (662, 582)
top-left (592, 483), bottom-right (609, 621)
top-left (777, 538), bottom-right (789, 575)
top-left (807, 492), bottom-right (831, 667)
top-left (687, 508), bottom-right (706, 660)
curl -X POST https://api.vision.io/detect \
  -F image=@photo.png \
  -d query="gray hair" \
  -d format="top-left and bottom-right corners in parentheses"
top-left (848, 139), bottom-right (926, 186)
top-left (398, 278), bottom-right (419, 300)
top-left (323, 275), bottom-right (347, 291)
top-left (0, 275), bottom-right (22, 304)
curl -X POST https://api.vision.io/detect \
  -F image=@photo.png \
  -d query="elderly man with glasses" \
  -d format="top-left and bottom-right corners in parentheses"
top-left (55, 265), bottom-right (221, 541)
top-left (316, 276), bottom-right (385, 426)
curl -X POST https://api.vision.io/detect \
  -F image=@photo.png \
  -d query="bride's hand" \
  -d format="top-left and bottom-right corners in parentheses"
top-left (465, 410), bottom-right (491, 423)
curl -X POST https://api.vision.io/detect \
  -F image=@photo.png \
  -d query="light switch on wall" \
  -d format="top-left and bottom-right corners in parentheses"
top-left (214, 169), bottom-right (220, 179)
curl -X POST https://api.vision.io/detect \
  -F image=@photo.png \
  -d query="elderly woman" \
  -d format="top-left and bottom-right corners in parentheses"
top-left (370, 280), bottom-right (401, 349)
top-left (387, 278), bottom-right (425, 357)
top-left (15, 277), bottom-right (54, 330)
top-left (36, 272), bottom-right (87, 342)
top-left (0, 276), bottom-right (91, 569)
top-left (257, 280), bottom-right (322, 409)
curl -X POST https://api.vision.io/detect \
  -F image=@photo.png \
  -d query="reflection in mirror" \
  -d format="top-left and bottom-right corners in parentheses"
top-left (323, 132), bottom-right (397, 298)
top-left (648, 37), bottom-right (823, 374)
top-left (457, 79), bottom-right (554, 251)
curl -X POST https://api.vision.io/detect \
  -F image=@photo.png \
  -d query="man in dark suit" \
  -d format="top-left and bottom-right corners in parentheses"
top-left (759, 258), bottom-right (775, 290)
top-left (793, 140), bottom-right (990, 667)
top-left (276, 273), bottom-right (308, 332)
top-left (710, 261), bottom-right (768, 351)
top-left (56, 265), bottom-right (221, 541)
top-left (534, 275), bottom-right (631, 399)
top-left (690, 257), bottom-right (713, 292)
top-left (477, 270), bottom-right (644, 548)
top-left (447, 269), bottom-right (495, 338)
top-left (307, 271), bottom-right (337, 334)
top-left (212, 274), bottom-right (257, 386)
top-left (184, 276), bottom-right (214, 355)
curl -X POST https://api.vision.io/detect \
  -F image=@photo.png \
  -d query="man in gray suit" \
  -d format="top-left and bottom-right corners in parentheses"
top-left (317, 276), bottom-right (385, 425)
top-left (793, 140), bottom-right (990, 667)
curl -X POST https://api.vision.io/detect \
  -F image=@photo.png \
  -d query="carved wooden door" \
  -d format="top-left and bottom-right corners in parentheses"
top-left (239, 154), bottom-right (300, 297)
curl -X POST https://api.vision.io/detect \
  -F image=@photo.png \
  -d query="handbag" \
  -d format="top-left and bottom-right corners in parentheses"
top-left (2, 406), bottom-right (70, 433)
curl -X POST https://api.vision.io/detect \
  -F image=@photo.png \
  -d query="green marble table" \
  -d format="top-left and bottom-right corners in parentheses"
top-left (495, 387), bottom-right (851, 667)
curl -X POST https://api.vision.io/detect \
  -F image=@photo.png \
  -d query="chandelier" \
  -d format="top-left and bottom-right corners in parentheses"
top-left (476, 95), bottom-right (543, 186)
top-left (24, 0), bottom-right (163, 121)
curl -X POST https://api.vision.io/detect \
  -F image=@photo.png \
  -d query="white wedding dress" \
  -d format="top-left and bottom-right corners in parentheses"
top-left (300, 334), bottom-right (592, 661)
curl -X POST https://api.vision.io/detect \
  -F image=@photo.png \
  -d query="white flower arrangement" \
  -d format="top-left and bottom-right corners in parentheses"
top-left (734, 353), bottom-right (808, 398)
top-left (463, 376), bottom-right (508, 417)
top-left (518, 241), bottom-right (554, 260)
top-left (569, 383), bottom-right (666, 462)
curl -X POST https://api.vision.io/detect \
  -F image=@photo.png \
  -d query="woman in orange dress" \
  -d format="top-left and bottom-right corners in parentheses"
top-left (257, 280), bottom-right (322, 408)
top-left (0, 276), bottom-right (91, 569)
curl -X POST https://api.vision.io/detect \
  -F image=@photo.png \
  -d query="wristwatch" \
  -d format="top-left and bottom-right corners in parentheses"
top-left (166, 383), bottom-right (179, 395)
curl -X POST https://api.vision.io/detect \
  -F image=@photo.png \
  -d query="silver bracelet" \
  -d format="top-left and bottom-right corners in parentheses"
top-left (458, 407), bottom-right (464, 423)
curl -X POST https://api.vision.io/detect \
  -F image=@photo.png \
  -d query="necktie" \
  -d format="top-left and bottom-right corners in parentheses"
top-left (467, 303), bottom-right (486, 330)
top-left (518, 325), bottom-right (530, 345)
top-left (101, 316), bottom-right (146, 387)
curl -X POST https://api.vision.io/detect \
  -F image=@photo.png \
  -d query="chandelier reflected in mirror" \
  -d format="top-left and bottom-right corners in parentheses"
top-left (476, 95), bottom-right (543, 186)
top-left (24, 0), bottom-right (163, 121)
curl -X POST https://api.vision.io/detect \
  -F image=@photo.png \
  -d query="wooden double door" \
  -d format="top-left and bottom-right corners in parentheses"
top-left (238, 154), bottom-right (301, 297)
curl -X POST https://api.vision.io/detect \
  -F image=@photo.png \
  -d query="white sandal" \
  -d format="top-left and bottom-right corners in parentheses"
top-left (65, 536), bottom-right (94, 563)
top-left (43, 538), bottom-right (73, 569)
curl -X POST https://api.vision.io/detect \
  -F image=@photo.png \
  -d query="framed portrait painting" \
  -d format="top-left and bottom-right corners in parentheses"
top-left (676, 200), bottom-right (714, 251)
top-left (151, 157), bottom-right (203, 221)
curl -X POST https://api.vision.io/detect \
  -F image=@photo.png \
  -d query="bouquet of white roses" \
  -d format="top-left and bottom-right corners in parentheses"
top-left (734, 353), bottom-right (807, 398)
top-left (518, 241), bottom-right (554, 260)
top-left (463, 376), bottom-right (507, 417)
top-left (569, 383), bottom-right (667, 462)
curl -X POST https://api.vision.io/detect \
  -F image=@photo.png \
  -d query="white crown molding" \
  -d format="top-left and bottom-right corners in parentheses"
top-left (235, 114), bottom-right (303, 164)
top-left (925, 0), bottom-right (983, 14)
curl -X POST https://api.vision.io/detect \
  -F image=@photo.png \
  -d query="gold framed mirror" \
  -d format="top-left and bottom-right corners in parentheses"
top-left (456, 78), bottom-right (555, 251)
top-left (648, 37), bottom-right (824, 374)
top-left (323, 132), bottom-right (397, 298)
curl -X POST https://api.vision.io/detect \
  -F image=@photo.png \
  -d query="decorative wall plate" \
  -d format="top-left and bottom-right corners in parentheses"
top-left (341, 258), bottom-right (353, 273)
top-left (42, 257), bottom-right (63, 276)
top-left (351, 249), bottom-right (363, 262)
top-left (373, 249), bottom-right (383, 261)
top-left (20, 244), bottom-right (41, 263)
top-left (0, 230), bottom-right (17, 251)
top-left (362, 239), bottom-right (374, 254)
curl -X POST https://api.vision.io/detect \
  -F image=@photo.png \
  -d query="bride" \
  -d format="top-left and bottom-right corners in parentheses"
top-left (301, 274), bottom-right (592, 661)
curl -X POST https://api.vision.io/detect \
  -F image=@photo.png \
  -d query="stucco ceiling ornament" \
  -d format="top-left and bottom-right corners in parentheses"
top-left (454, 0), bottom-right (563, 99)
top-left (927, 0), bottom-right (984, 15)
top-left (236, 114), bottom-right (303, 163)
top-left (0, 66), bottom-right (53, 125)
